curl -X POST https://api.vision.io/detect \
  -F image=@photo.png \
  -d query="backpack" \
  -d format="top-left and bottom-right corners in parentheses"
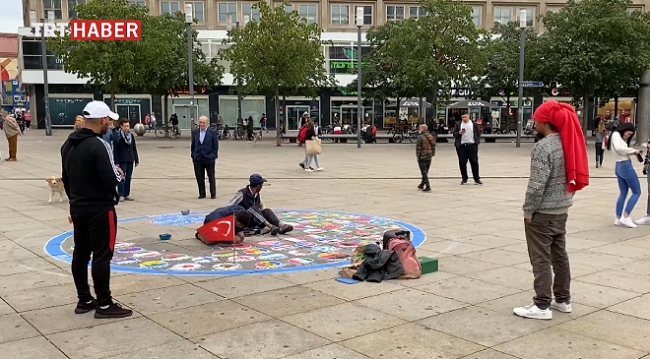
top-left (387, 234), bottom-right (421, 279)
top-left (298, 127), bottom-right (308, 143)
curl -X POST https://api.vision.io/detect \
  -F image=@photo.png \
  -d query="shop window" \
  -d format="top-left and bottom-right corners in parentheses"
top-left (386, 5), bottom-right (405, 21)
top-left (331, 5), bottom-right (350, 25)
top-left (493, 6), bottom-right (511, 25)
top-left (219, 97), bottom-right (265, 124)
top-left (217, 2), bottom-right (237, 23)
top-left (409, 6), bottom-right (426, 19)
top-left (516, 7), bottom-right (535, 28)
top-left (186, 1), bottom-right (205, 22)
top-left (299, 4), bottom-right (317, 23)
top-left (354, 5), bottom-right (373, 25)
top-left (43, 0), bottom-right (63, 19)
top-left (471, 6), bottom-right (482, 27)
top-left (161, 1), bottom-right (180, 14)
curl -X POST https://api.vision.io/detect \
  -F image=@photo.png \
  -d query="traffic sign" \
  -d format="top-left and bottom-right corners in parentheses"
top-left (523, 81), bottom-right (544, 88)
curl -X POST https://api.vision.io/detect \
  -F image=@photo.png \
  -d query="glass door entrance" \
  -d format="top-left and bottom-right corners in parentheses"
top-left (173, 105), bottom-right (199, 129)
top-left (287, 105), bottom-right (310, 130)
top-left (116, 104), bottom-right (141, 127)
top-left (340, 106), bottom-right (359, 126)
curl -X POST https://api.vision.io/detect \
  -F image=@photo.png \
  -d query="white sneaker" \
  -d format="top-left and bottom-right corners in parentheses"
top-left (615, 218), bottom-right (622, 226)
top-left (513, 304), bottom-right (553, 320)
top-left (550, 300), bottom-right (572, 313)
top-left (619, 217), bottom-right (637, 228)
top-left (316, 167), bottom-right (324, 171)
top-left (305, 168), bottom-right (313, 172)
top-left (634, 216), bottom-right (650, 225)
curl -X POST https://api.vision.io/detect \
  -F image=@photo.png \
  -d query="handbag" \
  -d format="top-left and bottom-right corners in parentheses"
top-left (305, 138), bottom-right (322, 155)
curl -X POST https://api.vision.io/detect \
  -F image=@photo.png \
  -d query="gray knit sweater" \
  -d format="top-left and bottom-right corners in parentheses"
top-left (523, 134), bottom-right (574, 218)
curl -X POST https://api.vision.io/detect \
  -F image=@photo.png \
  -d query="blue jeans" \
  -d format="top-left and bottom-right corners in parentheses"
top-left (615, 160), bottom-right (641, 218)
top-left (118, 162), bottom-right (134, 198)
top-left (305, 155), bottom-right (320, 169)
top-left (646, 175), bottom-right (650, 215)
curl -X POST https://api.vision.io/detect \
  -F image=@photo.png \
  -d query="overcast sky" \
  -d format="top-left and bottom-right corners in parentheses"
top-left (0, 0), bottom-right (23, 34)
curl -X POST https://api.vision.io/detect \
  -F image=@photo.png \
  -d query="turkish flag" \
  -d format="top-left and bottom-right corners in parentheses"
top-left (196, 215), bottom-right (235, 244)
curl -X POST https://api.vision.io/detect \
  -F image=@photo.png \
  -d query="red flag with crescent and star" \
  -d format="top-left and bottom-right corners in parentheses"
top-left (196, 215), bottom-right (235, 244)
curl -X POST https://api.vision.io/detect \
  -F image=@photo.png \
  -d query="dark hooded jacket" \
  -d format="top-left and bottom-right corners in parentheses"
top-left (352, 244), bottom-right (405, 283)
top-left (61, 128), bottom-right (122, 214)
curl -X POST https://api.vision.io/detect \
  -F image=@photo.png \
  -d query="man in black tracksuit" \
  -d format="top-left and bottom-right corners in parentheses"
top-left (61, 101), bottom-right (132, 319)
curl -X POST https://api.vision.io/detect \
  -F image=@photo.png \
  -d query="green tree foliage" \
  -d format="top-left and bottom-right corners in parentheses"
top-left (48, 0), bottom-right (151, 104)
top-left (362, 0), bottom-right (485, 120)
top-left (48, 0), bottom-right (223, 112)
top-left (219, 1), bottom-right (333, 143)
top-left (483, 22), bottom-right (540, 117)
top-left (537, 0), bottom-right (650, 132)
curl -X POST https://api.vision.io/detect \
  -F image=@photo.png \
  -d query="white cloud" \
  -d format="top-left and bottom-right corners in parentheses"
top-left (0, 0), bottom-right (24, 34)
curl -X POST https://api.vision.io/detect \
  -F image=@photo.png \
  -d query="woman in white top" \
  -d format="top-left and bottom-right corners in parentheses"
top-left (607, 122), bottom-right (642, 228)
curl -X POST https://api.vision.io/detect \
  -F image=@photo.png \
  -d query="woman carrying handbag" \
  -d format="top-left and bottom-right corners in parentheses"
top-left (608, 122), bottom-right (643, 228)
top-left (304, 122), bottom-right (324, 172)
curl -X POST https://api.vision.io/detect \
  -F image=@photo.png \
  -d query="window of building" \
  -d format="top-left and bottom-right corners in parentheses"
top-left (218, 2), bottom-right (237, 22)
top-left (516, 7), bottom-right (535, 27)
top-left (409, 6), bottom-right (426, 19)
top-left (43, 0), bottom-right (63, 19)
top-left (243, 3), bottom-right (261, 22)
top-left (386, 5), bottom-right (405, 21)
top-left (493, 6), bottom-right (511, 25)
top-left (127, 0), bottom-right (146, 6)
top-left (354, 5), bottom-right (372, 25)
top-left (331, 5), bottom-right (350, 25)
top-left (161, 1), bottom-right (180, 14)
top-left (471, 6), bottom-right (482, 27)
top-left (627, 6), bottom-right (644, 14)
top-left (545, 6), bottom-right (563, 13)
top-left (276, 4), bottom-right (293, 13)
top-left (186, 1), bottom-right (204, 22)
top-left (299, 4), bottom-right (317, 23)
top-left (67, 0), bottom-right (85, 19)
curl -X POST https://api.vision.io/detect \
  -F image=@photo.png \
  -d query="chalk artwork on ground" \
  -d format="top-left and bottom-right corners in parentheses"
top-left (45, 210), bottom-right (426, 275)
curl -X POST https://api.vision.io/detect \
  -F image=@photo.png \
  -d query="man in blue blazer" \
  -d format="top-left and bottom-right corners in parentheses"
top-left (191, 115), bottom-right (219, 199)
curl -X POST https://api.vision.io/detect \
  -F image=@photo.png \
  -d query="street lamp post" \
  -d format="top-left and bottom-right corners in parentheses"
top-left (356, 7), bottom-right (363, 148)
top-left (185, 4), bottom-right (195, 131)
top-left (226, 14), bottom-right (242, 122)
top-left (31, 10), bottom-right (54, 136)
top-left (516, 8), bottom-right (526, 148)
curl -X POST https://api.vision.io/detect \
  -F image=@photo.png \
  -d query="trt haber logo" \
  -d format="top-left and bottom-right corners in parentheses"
top-left (70, 20), bottom-right (141, 40)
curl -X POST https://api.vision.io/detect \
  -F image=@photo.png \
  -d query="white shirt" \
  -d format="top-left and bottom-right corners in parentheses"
top-left (460, 121), bottom-right (475, 144)
top-left (610, 131), bottom-right (636, 162)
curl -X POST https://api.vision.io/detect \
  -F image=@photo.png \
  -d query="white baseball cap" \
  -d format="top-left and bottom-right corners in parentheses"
top-left (82, 101), bottom-right (119, 120)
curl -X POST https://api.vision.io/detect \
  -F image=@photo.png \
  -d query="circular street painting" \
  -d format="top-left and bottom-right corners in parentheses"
top-left (45, 209), bottom-right (426, 276)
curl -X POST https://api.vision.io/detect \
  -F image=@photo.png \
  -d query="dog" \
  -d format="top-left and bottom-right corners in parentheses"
top-left (46, 176), bottom-right (65, 203)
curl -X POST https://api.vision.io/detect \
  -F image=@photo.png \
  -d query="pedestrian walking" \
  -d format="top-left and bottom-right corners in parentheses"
top-left (260, 113), bottom-right (268, 133)
top-left (191, 115), bottom-right (219, 199)
top-left (635, 140), bottom-right (650, 225)
top-left (61, 101), bottom-right (132, 319)
top-left (415, 124), bottom-right (436, 192)
top-left (2, 112), bottom-right (21, 161)
top-left (514, 100), bottom-right (589, 320)
top-left (303, 122), bottom-right (323, 172)
top-left (608, 122), bottom-right (642, 228)
top-left (114, 119), bottom-right (139, 202)
top-left (452, 112), bottom-right (482, 185)
top-left (595, 121), bottom-right (607, 168)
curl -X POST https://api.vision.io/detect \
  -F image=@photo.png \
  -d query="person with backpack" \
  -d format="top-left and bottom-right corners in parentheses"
top-left (297, 119), bottom-right (314, 170)
top-left (416, 124), bottom-right (436, 192)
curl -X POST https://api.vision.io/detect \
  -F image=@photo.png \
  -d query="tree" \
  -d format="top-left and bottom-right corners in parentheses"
top-left (219, 1), bottom-right (334, 145)
top-left (141, 12), bottom-right (224, 124)
top-left (537, 0), bottom-right (650, 136)
top-left (48, 0), bottom-right (152, 106)
top-left (362, 0), bottom-right (485, 125)
top-left (483, 22), bottom-right (541, 128)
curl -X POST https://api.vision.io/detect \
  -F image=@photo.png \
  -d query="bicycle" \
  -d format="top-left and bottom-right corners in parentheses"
top-left (155, 124), bottom-right (181, 139)
top-left (233, 125), bottom-right (245, 141)
top-left (392, 128), bottom-right (405, 143)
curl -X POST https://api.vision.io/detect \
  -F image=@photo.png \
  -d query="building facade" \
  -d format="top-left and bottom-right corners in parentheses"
top-left (18, 0), bottom-right (649, 129)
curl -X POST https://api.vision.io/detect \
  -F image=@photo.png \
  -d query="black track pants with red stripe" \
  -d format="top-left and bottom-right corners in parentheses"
top-left (71, 209), bottom-right (117, 306)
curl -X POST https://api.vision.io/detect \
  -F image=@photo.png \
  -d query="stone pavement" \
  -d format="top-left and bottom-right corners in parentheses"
top-left (1, 130), bottom-right (650, 359)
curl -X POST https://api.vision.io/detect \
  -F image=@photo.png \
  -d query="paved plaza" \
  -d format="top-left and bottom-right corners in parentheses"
top-left (1, 131), bottom-right (650, 359)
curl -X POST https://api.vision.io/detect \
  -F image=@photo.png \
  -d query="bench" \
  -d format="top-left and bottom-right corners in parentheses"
top-left (281, 132), bottom-right (535, 143)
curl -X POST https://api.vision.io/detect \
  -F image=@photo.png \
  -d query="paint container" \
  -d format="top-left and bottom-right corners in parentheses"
top-left (159, 233), bottom-right (172, 241)
top-left (181, 210), bottom-right (190, 215)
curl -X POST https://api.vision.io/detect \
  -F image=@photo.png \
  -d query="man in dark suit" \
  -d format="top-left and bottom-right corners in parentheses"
top-left (452, 112), bottom-right (482, 185)
top-left (191, 115), bottom-right (219, 199)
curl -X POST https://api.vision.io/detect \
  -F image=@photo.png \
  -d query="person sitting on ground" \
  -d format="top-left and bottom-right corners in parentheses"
top-left (195, 205), bottom-right (251, 244)
top-left (226, 174), bottom-right (294, 235)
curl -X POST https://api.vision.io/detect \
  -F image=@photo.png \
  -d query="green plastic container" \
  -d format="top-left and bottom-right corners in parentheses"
top-left (418, 257), bottom-right (439, 274)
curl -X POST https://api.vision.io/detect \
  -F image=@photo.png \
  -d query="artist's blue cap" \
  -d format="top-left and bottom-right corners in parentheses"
top-left (249, 174), bottom-right (268, 185)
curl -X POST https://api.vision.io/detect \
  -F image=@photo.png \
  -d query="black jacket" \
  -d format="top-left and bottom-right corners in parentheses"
top-left (113, 131), bottom-right (139, 164)
top-left (352, 245), bottom-right (405, 283)
top-left (452, 120), bottom-right (481, 148)
top-left (61, 129), bottom-right (121, 214)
